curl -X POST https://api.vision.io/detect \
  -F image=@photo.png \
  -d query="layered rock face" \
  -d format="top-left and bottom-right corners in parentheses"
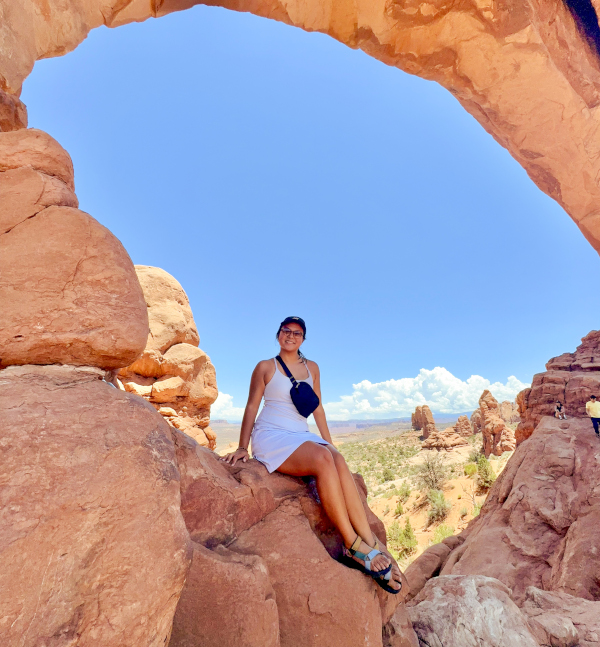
top-left (169, 430), bottom-right (408, 647)
top-left (454, 415), bottom-right (472, 437)
top-left (477, 390), bottom-right (516, 457)
top-left (119, 266), bottom-right (218, 449)
top-left (421, 427), bottom-right (469, 451)
top-left (411, 405), bottom-right (436, 439)
top-left (0, 128), bottom-right (148, 369)
top-left (517, 330), bottom-right (600, 444)
top-left (421, 414), bottom-right (473, 451)
top-left (433, 417), bottom-right (600, 604)
top-left (0, 365), bottom-right (191, 646)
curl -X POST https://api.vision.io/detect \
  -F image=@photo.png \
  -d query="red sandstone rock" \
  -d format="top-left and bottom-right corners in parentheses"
top-left (170, 429), bottom-right (406, 645)
top-left (438, 416), bottom-right (600, 604)
top-left (120, 266), bottom-right (218, 448)
top-left (453, 415), bottom-right (472, 437)
top-left (0, 88), bottom-right (27, 131)
top-left (0, 205), bottom-right (148, 368)
top-left (1, 166), bottom-right (78, 232)
top-left (136, 265), bottom-right (199, 352)
top-left (0, 364), bottom-right (191, 646)
top-left (411, 405), bottom-right (436, 439)
top-left (421, 427), bottom-right (469, 451)
top-left (522, 587), bottom-right (600, 647)
top-left (382, 605), bottom-right (419, 647)
top-left (3, 0), bottom-right (600, 264)
top-left (230, 503), bottom-right (386, 647)
top-left (517, 330), bottom-right (600, 444)
top-left (407, 576), bottom-right (539, 647)
top-left (479, 390), bottom-right (516, 457)
top-left (0, 128), bottom-right (74, 190)
top-left (403, 543), bottom-right (452, 601)
top-left (499, 400), bottom-right (520, 424)
top-left (470, 408), bottom-right (482, 434)
top-left (169, 542), bottom-right (279, 647)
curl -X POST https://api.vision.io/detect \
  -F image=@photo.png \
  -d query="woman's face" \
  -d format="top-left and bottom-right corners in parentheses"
top-left (278, 322), bottom-right (305, 353)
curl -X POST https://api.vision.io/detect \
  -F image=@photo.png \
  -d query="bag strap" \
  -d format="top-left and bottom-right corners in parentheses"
top-left (276, 355), bottom-right (299, 388)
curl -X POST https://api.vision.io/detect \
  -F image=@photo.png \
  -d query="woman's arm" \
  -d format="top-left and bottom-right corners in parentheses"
top-left (309, 362), bottom-right (333, 444)
top-left (222, 362), bottom-right (267, 465)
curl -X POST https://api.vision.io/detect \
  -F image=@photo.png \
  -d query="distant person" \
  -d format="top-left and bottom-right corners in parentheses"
top-left (586, 395), bottom-right (600, 437)
top-left (554, 401), bottom-right (567, 420)
top-left (221, 316), bottom-right (402, 594)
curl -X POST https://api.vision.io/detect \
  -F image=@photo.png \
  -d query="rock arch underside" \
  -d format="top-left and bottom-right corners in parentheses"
top-left (3, 0), bottom-right (600, 645)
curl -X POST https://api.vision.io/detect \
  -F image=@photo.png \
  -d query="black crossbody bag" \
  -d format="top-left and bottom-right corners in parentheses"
top-left (276, 355), bottom-right (320, 418)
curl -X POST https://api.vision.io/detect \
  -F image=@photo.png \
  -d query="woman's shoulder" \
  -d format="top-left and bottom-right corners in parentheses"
top-left (255, 358), bottom-right (275, 371)
top-left (305, 358), bottom-right (319, 373)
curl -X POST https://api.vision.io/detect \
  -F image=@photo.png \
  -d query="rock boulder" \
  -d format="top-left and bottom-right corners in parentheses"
top-left (0, 364), bottom-right (191, 646)
top-left (120, 266), bottom-right (218, 448)
top-left (0, 205), bottom-right (148, 368)
top-left (411, 405), bottom-right (436, 439)
top-left (478, 390), bottom-right (516, 457)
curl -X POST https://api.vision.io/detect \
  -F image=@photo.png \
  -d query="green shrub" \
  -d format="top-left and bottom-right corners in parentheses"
top-left (387, 518), bottom-right (418, 558)
top-left (477, 456), bottom-right (496, 489)
top-left (427, 489), bottom-right (452, 525)
top-left (468, 448), bottom-right (484, 464)
top-left (382, 467), bottom-right (395, 482)
top-left (464, 463), bottom-right (477, 478)
top-left (416, 453), bottom-right (449, 492)
top-left (431, 524), bottom-right (454, 544)
top-left (397, 481), bottom-right (412, 503)
top-left (383, 505), bottom-right (390, 515)
top-left (473, 502), bottom-right (482, 516)
top-left (459, 506), bottom-right (468, 518)
top-left (394, 500), bottom-right (404, 516)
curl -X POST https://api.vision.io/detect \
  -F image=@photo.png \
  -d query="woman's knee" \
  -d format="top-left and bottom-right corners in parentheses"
top-left (311, 445), bottom-right (336, 474)
top-left (326, 446), bottom-right (349, 472)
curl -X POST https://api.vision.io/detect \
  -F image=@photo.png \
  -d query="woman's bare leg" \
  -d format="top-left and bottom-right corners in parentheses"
top-left (325, 445), bottom-right (402, 590)
top-left (277, 441), bottom-right (389, 573)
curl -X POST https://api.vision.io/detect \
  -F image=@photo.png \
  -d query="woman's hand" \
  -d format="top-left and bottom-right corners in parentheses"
top-left (220, 447), bottom-right (250, 466)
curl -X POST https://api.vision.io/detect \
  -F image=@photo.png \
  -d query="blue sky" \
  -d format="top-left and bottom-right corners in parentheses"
top-left (22, 6), bottom-right (600, 420)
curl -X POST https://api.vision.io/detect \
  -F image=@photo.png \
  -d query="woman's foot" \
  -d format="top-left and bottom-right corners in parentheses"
top-left (346, 535), bottom-right (390, 573)
top-left (371, 537), bottom-right (403, 592)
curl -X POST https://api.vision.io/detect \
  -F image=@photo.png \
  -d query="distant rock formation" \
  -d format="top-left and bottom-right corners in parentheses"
top-left (516, 330), bottom-right (600, 444)
top-left (498, 400), bottom-right (520, 424)
top-left (470, 408), bottom-right (482, 434)
top-left (422, 427), bottom-right (469, 452)
top-left (406, 416), bottom-right (600, 607)
top-left (119, 266), bottom-right (218, 450)
top-left (412, 405), bottom-right (436, 439)
top-left (478, 390), bottom-right (516, 457)
top-left (453, 415), bottom-right (472, 437)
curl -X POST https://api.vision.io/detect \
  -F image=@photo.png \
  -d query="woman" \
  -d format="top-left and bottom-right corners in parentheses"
top-left (222, 316), bottom-right (402, 593)
top-left (554, 400), bottom-right (567, 420)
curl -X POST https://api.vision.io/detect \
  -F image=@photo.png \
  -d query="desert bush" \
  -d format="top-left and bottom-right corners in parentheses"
top-left (468, 448), bottom-right (484, 463)
top-left (427, 489), bottom-right (452, 525)
top-left (416, 453), bottom-right (449, 492)
top-left (387, 518), bottom-right (417, 559)
top-left (394, 500), bottom-right (404, 516)
top-left (432, 523), bottom-right (454, 544)
top-left (459, 506), bottom-right (468, 518)
top-left (464, 463), bottom-right (477, 478)
top-left (473, 502), bottom-right (482, 516)
top-left (382, 467), bottom-right (395, 482)
top-left (477, 456), bottom-right (496, 489)
top-left (397, 481), bottom-right (411, 503)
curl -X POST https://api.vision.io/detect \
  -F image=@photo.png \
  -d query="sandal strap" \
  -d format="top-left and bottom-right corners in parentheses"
top-left (347, 534), bottom-right (363, 556)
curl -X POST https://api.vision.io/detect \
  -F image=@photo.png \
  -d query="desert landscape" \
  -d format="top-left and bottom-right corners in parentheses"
top-left (3, 0), bottom-right (600, 645)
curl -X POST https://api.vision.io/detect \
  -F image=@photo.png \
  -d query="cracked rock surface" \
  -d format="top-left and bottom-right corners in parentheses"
top-left (0, 364), bottom-right (191, 646)
top-left (439, 416), bottom-right (600, 604)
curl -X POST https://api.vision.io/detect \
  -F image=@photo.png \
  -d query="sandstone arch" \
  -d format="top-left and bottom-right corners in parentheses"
top-left (3, 0), bottom-right (600, 253)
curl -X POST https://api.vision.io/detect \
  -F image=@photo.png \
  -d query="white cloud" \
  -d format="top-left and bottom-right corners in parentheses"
top-left (211, 392), bottom-right (246, 421)
top-left (323, 367), bottom-right (529, 421)
top-left (211, 367), bottom-right (530, 422)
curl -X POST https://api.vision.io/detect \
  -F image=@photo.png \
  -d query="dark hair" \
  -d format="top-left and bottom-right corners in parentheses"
top-left (592, 395), bottom-right (597, 399)
top-left (276, 316), bottom-right (307, 360)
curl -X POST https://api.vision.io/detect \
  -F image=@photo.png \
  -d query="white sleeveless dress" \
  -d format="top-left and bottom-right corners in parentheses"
top-left (251, 358), bottom-right (331, 472)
